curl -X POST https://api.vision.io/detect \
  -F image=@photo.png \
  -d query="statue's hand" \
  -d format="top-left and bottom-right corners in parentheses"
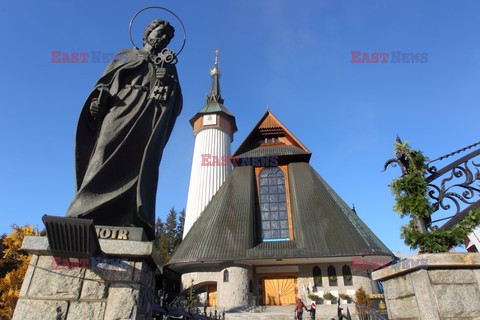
top-left (90, 99), bottom-right (103, 119)
top-left (90, 87), bottom-right (111, 119)
top-left (156, 68), bottom-right (167, 80)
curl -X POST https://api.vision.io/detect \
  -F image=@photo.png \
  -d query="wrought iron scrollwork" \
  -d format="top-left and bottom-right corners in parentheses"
top-left (426, 145), bottom-right (480, 214)
top-left (384, 137), bottom-right (480, 228)
top-left (427, 140), bottom-right (480, 174)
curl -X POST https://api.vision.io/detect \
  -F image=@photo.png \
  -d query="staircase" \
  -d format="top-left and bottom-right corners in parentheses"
top-left (224, 304), bottom-right (357, 320)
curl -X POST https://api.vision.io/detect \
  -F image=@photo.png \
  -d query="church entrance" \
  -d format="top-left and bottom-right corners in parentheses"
top-left (260, 274), bottom-right (298, 306)
top-left (207, 284), bottom-right (217, 307)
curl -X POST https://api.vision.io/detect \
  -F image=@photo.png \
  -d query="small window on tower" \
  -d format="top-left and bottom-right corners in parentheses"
top-left (223, 269), bottom-right (229, 282)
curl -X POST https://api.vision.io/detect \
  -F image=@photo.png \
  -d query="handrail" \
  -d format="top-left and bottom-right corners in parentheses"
top-left (357, 304), bottom-right (388, 320)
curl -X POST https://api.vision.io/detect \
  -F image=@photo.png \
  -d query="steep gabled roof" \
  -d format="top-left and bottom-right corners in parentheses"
top-left (169, 162), bottom-right (393, 266)
top-left (233, 111), bottom-right (311, 159)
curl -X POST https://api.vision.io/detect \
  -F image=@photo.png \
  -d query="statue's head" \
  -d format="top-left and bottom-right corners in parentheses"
top-left (143, 19), bottom-right (175, 53)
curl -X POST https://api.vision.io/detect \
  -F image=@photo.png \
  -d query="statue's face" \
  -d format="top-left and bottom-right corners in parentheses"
top-left (147, 24), bottom-right (172, 54)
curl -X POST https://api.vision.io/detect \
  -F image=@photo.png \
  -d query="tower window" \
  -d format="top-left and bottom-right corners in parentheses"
top-left (258, 167), bottom-right (289, 241)
top-left (223, 269), bottom-right (229, 282)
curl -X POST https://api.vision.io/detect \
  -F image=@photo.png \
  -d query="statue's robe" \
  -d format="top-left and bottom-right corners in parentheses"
top-left (66, 49), bottom-right (182, 240)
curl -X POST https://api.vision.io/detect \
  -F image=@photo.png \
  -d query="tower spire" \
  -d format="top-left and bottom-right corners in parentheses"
top-left (206, 49), bottom-right (224, 104)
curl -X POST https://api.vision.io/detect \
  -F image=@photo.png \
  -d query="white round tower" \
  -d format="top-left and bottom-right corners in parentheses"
top-left (183, 51), bottom-right (237, 238)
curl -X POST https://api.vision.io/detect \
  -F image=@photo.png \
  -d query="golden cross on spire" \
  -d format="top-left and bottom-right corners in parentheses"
top-left (210, 49), bottom-right (221, 76)
top-left (215, 49), bottom-right (219, 65)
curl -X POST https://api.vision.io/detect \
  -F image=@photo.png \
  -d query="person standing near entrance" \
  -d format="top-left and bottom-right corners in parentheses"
top-left (294, 298), bottom-right (307, 320)
top-left (307, 301), bottom-right (316, 320)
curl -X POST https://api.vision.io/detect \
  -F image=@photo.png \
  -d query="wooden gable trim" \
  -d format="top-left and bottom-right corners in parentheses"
top-left (234, 110), bottom-right (310, 157)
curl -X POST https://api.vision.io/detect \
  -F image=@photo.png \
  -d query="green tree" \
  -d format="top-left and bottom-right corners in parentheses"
top-left (165, 207), bottom-right (178, 255)
top-left (154, 217), bottom-right (169, 264)
top-left (175, 209), bottom-right (186, 248)
top-left (387, 140), bottom-right (480, 253)
top-left (154, 217), bottom-right (165, 250)
top-left (154, 207), bottom-right (185, 264)
top-left (155, 217), bottom-right (165, 238)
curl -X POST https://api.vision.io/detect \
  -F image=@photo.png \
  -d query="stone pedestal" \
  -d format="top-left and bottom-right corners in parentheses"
top-left (13, 236), bottom-right (162, 320)
top-left (372, 253), bottom-right (480, 320)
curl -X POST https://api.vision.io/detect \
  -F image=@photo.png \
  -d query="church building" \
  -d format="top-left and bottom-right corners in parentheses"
top-left (168, 53), bottom-right (394, 310)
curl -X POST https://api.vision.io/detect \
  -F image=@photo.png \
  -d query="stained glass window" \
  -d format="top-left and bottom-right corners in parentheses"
top-left (259, 167), bottom-right (290, 241)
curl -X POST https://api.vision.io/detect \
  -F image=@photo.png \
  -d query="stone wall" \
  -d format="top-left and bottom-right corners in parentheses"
top-left (218, 266), bottom-right (252, 309)
top-left (372, 253), bottom-right (480, 320)
top-left (13, 237), bottom-right (160, 320)
top-left (181, 265), bottom-right (253, 310)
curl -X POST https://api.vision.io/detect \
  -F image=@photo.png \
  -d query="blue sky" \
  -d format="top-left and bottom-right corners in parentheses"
top-left (0, 1), bottom-right (479, 255)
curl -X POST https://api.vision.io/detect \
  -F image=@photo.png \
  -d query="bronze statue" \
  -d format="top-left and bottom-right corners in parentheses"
top-left (66, 19), bottom-right (183, 240)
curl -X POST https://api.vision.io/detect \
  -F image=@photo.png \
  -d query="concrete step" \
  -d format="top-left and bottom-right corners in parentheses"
top-left (224, 304), bottom-right (357, 320)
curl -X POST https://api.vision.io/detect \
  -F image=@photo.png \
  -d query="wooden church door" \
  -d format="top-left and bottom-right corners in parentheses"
top-left (207, 284), bottom-right (217, 307)
top-left (262, 274), bottom-right (297, 305)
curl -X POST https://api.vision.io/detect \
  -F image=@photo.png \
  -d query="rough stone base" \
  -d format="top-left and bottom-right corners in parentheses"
top-left (13, 237), bottom-right (160, 320)
top-left (181, 265), bottom-right (254, 310)
top-left (372, 253), bottom-right (480, 320)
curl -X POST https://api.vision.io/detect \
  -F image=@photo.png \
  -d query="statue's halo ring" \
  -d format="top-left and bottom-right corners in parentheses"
top-left (129, 6), bottom-right (186, 56)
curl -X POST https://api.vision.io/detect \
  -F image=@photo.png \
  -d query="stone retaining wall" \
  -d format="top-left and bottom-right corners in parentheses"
top-left (372, 253), bottom-right (480, 320)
